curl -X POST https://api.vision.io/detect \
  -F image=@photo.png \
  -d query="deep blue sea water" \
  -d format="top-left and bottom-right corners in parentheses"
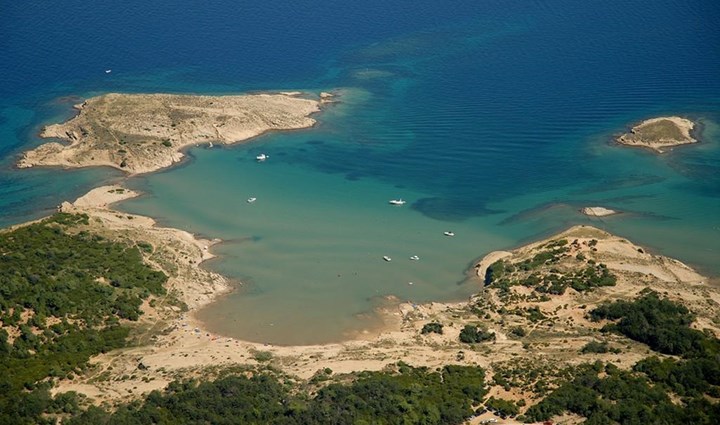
top-left (2, 0), bottom-right (719, 344)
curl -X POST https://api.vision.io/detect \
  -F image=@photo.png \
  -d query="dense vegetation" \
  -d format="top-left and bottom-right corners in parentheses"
top-left (484, 239), bottom-right (616, 298)
top-left (524, 362), bottom-right (719, 424)
top-left (524, 292), bottom-right (720, 423)
top-left (590, 290), bottom-right (720, 358)
top-left (68, 363), bottom-right (489, 425)
top-left (0, 213), bottom-right (166, 325)
top-left (0, 214), bottom-right (167, 425)
top-left (593, 291), bottom-right (720, 399)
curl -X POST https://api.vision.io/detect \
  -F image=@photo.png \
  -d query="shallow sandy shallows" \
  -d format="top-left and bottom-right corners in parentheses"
top-left (616, 116), bottom-right (697, 153)
top-left (18, 92), bottom-right (327, 174)
top-left (580, 206), bottom-right (618, 217)
top-left (43, 185), bottom-right (720, 418)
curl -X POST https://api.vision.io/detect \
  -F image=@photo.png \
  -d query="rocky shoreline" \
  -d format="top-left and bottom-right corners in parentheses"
top-left (616, 116), bottom-right (697, 153)
top-left (17, 92), bottom-right (326, 174)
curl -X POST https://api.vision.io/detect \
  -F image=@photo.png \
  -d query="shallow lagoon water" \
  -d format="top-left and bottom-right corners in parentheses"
top-left (121, 99), bottom-right (720, 345)
top-left (2, 0), bottom-right (719, 344)
top-left (122, 141), bottom-right (513, 344)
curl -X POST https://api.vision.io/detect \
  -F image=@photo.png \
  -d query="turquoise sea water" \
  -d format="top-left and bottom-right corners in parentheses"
top-left (1, 0), bottom-right (719, 344)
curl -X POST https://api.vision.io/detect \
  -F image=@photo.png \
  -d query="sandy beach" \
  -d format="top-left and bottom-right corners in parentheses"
top-left (17, 92), bottom-right (326, 174)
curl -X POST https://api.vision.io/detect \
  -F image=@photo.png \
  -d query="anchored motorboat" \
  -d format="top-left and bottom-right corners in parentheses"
top-left (256, 153), bottom-right (268, 161)
top-left (409, 255), bottom-right (420, 261)
top-left (388, 199), bottom-right (406, 205)
top-left (443, 231), bottom-right (455, 237)
top-left (105, 69), bottom-right (112, 74)
top-left (383, 255), bottom-right (392, 262)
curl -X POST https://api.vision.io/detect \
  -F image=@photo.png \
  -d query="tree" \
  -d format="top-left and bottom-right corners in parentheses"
top-left (459, 325), bottom-right (495, 344)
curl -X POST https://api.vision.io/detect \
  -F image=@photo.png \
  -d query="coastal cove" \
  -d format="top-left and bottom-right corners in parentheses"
top-left (117, 110), bottom-right (720, 345)
top-left (2, 0), bottom-right (720, 349)
top-left (3, 0), bottom-right (720, 420)
top-left (11, 89), bottom-right (718, 348)
top-left (3, 192), bottom-right (719, 422)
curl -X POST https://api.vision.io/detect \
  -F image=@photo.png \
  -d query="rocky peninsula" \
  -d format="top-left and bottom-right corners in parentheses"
top-left (17, 92), bottom-right (324, 174)
top-left (616, 116), bottom-right (697, 153)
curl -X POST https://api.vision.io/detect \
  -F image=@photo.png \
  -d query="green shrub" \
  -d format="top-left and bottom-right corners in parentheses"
top-left (421, 322), bottom-right (444, 335)
top-left (136, 241), bottom-right (153, 253)
top-left (580, 340), bottom-right (609, 354)
top-left (252, 351), bottom-right (273, 362)
top-left (459, 325), bottom-right (495, 344)
top-left (486, 396), bottom-right (519, 417)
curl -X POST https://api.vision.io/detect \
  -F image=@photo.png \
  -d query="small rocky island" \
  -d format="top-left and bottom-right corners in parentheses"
top-left (18, 92), bottom-right (324, 174)
top-left (616, 116), bottom-right (697, 153)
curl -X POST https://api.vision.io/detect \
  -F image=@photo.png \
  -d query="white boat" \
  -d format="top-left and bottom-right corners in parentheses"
top-left (443, 231), bottom-right (455, 237)
top-left (247, 197), bottom-right (257, 203)
top-left (105, 69), bottom-right (112, 74)
top-left (409, 255), bottom-right (420, 261)
top-left (389, 199), bottom-right (406, 205)
top-left (256, 153), bottom-right (268, 161)
top-left (383, 255), bottom-right (392, 262)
